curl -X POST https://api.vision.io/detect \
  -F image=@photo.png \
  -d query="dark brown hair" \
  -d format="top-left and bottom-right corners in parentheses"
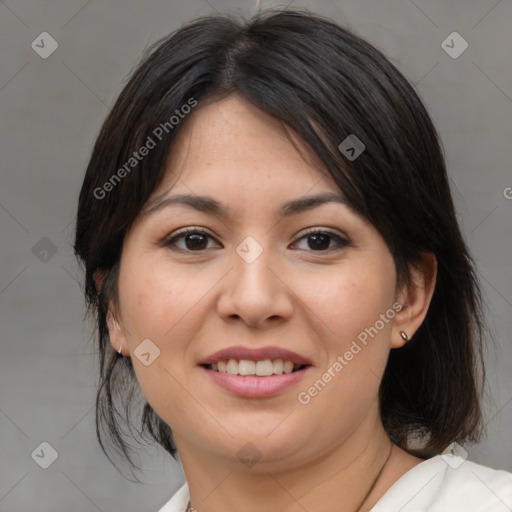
top-left (73, 8), bottom-right (487, 477)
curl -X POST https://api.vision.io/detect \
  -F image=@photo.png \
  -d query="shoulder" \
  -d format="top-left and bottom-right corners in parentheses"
top-left (157, 481), bottom-right (189, 512)
top-left (371, 454), bottom-right (512, 512)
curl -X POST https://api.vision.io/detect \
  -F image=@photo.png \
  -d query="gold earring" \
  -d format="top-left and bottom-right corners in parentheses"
top-left (400, 331), bottom-right (408, 341)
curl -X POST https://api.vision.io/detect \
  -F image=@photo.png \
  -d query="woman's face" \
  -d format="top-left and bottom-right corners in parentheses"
top-left (107, 94), bottom-right (409, 470)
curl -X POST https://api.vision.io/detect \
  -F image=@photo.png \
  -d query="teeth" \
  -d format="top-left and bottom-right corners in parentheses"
top-left (209, 358), bottom-right (304, 376)
top-left (255, 360), bottom-right (273, 376)
top-left (283, 360), bottom-right (294, 374)
top-left (273, 359), bottom-right (283, 374)
top-left (238, 360), bottom-right (256, 375)
top-left (226, 359), bottom-right (239, 375)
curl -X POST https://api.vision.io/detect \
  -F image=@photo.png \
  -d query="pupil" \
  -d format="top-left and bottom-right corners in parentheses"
top-left (186, 234), bottom-right (207, 250)
top-left (309, 234), bottom-right (330, 250)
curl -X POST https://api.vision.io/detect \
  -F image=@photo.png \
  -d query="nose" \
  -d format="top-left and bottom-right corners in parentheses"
top-left (216, 243), bottom-right (294, 328)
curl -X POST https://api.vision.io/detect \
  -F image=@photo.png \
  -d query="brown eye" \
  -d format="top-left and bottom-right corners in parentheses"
top-left (292, 229), bottom-right (349, 252)
top-left (163, 228), bottom-right (349, 253)
top-left (183, 233), bottom-right (209, 250)
top-left (164, 228), bottom-right (219, 251)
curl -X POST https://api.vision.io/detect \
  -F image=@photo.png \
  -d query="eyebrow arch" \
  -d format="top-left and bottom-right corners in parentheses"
top-left (141, 192), bottom-right (348, 220)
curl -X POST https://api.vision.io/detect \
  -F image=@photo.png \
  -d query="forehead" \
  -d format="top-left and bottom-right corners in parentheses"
top-left (152, 94), bottom-right (338, 199)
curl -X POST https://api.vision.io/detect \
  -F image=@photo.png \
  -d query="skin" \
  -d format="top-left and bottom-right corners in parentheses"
top-left (100, 94), bottom-right (437, 512)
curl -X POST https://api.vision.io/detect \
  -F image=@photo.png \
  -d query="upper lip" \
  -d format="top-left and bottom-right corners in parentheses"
top-left (199, 346), bottom-right (313, 366)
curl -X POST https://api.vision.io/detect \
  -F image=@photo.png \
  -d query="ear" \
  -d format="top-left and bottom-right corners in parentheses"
top-left (105, 308), bottom-right (128, 356)
top-left (392, 252), bottom-right (437, 349)
top-left (93, 269), bottom-right (105, 293)
top-left (93, 269), bottom-right (128, 356)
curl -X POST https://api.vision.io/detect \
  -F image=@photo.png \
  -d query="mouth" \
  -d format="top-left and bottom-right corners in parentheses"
top-left (198, 346), bottom-right (313, 397)
top-left (199, 359), bottom-right (313, 399)
top-left (199, 345), bottom-right (312, 371)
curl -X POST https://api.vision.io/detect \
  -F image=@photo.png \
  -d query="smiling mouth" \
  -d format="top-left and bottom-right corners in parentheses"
top-left (201, 359), bottom-right (309, 376)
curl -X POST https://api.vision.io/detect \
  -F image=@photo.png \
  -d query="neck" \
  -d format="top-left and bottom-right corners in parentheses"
top-left (174, 410), bottom-right (408, 512)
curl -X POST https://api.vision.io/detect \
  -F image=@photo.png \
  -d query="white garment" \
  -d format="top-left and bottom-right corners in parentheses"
top-left (157, 455), bottom-right (512, 512)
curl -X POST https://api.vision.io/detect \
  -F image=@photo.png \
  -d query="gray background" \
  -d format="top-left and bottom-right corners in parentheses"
top-left (1, 0), bottom-right (511, 511)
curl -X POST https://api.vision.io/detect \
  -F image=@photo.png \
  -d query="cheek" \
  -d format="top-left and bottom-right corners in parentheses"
top-left (118, 258), bottom-right (216, 399)
top-left (119, 267), bottom-right (195, 424)
top-left (121, 261), bottom-right (195, 340)
top-left (296, 263), bottom-right (395, 410)
top-left (294, 270), bottom-right (395, 440)
top-left (298, 263), bottom-right (395, 349)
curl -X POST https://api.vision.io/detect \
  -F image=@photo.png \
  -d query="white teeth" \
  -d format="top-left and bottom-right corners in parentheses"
top-left (255, 359), bottom-right (273, 376)
top-left (283, 360), bottom-right (294, 374)
top-left (273, 359), bottom-right (283, 374)
top-left (238, 359), bottom-right (256, 375)
top-left (226, 359), bottom-right (239, 374)
top-left (209, 358), bottom-right (304, 376)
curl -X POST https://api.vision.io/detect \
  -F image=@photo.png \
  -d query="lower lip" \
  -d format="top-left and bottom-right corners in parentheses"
top-left (201, 365), bottom-right (313, 398)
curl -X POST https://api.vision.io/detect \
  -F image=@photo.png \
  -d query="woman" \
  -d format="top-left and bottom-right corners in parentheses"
top-left (73, 9), bottom-right (512, 512)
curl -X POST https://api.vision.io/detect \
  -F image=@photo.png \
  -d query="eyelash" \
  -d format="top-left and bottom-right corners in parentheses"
top-left (162, 227), bottom-right (350, 253)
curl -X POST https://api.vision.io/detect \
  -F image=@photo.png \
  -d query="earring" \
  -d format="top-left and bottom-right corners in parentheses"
top-left (400, 331), bottom-right (409, 341)
top-left (118, 344), bottom-right (123, 356)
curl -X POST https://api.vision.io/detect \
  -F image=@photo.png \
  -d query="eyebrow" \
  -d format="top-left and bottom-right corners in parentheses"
top-left (141, 191), bottom-right (348, 220)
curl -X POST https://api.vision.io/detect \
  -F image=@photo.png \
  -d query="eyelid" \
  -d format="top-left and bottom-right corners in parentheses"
top-left (169, 226), bottom-right (216, 238)
top-left (294, 226), bottom-right (349, 242)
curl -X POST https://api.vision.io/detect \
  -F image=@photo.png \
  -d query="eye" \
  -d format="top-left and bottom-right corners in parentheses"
top-left (162, 227), bottom-right (349, 253)
top-left (291, 228), bottom-right (349, 252)
top-left (163, 228), bottom-right (220, 251)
